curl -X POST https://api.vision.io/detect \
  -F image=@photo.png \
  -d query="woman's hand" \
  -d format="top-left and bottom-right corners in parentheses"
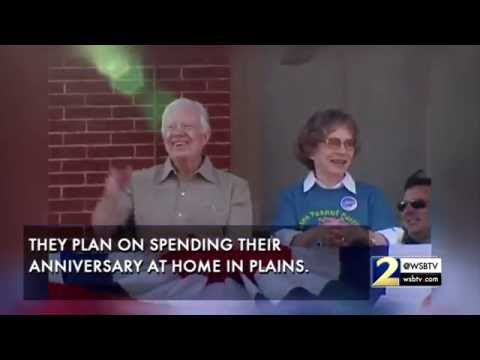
top-left (291, 218), bottom-right (386, 248)
top-left (291, 224), bottom-right (346, 248)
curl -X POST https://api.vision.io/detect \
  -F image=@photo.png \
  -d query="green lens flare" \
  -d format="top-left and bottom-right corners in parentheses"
top-left (110, 68), bottom-right (145, 96)
top-left (73, 45), bottom-right (176, 128)
top-left (145, 91), bottom-right (177, 131)
top-left (74, 45), bottom-right (145, 95)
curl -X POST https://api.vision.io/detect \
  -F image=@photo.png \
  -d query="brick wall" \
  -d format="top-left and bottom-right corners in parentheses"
top-left (48, 46), bottom-right (231, 225)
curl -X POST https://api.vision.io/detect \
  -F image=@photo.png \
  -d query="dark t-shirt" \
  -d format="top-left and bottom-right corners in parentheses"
top-left (402, 233), bottom-right (430, 245)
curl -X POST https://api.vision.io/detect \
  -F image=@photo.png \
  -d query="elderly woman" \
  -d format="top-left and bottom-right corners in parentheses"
top-left (274, 108), bottom-right (402, 246)
top-left (273, 109), bottom-right (403, 300)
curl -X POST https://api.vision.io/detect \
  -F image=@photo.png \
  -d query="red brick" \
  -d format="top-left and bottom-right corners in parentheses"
top-left (183, 92), bottom-right (229, 104)
top-left (49, 95), bottom-right (85, 106)
top-left (149, 48), bottom-right (229, 65)
top-left (148, 109), bottom-right (166, 129)
top-left (156, 80), bottom-right (206, 92)
top-left (155, 133), bottom-right (164, 144)
top-left (85, 199), bottom-right (99, 211)
top-left (135, 119), bottom-right (152, 131)
top-left (210, 117), bottom-right (231, 129)
top-left (111, 159), bottom-right (154, 170)
top-left (208, 80), bottom-right (230, 91)
top-left (86, 94), bottom-right (133, 106)
top-left (87, 119), bottom-right (134, 132)
top-left (177, 54), bottom-right (230, 65)
top-left (49, 146), bottom-right (86, 159)
top-left (206, 144), bottom-right (230, 156)
top-left (49, 68), bottom-right (102, 80)
top-left (48, 52), bottom-right (64, 67)
top-left (48, 161), bottom-right (61, 173)
top-left (156, 146), bottom-right (167, 157)
top-left (207, 105), bottom-right (230, 117)
top-left (62, 160), bottom-right (110, 172)
top-left (86, 173), bottom-right (108, 185)
top-left (112, 80), bottom-right (154, 94)
top-left (49, 134), bottom-right (63, 145)
top-left (49, 174), bottom-right (85, 185)
top-left (49, 120), bottom-right (86, 132)
top-left (133, 92), bottom-right (176, 106)
top-left (156, 67), bottom-right (181, 79)
top-left (102, 68), bottom-right (153, 81)
top-left (49, 82), bottom-right (64, 94)
top-left (210, 130), bottom-right (231, 143)
top-left (133, 93), bottom-right (154, 106)
top-left (88, 146), bottom-right (134, 158)
top-left (66, 81), bottom-right (112, 93)
top-left (48, 214), bottom-right (60, 225)
top-left (136, 145), bottom-right (154, 157)
top-left (209, 55), bottom-right (229, 65)
top-left (63, 186), bottom-right (104, 199)
top-left (112, 132), bottom-right (154, 144)
top-left (61, 213), bottom-right (92, 225)
top-left (49, 200), bottom-right (85, 212)
top-left (63, 57), bottom-right (92, 67)
top-left (182, 67), bottom-right (230, 79)
top-left (143, 68), bottom-right (154, 79)
top-left (65, 107), bottom-right (112, 119)
top-left (210, 157), bottom-right (231, 169)
top-left (49, 107), bottom-right (64, 120)
top-left (64, 133), bottom-right (110, 145)
top-left (49, 187), bottom-right (61, 199)
top-left (113, 106), bottom-right (151, 118)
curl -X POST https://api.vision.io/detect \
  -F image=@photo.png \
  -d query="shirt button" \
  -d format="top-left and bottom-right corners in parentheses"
top-left (181, 192), bottom-right (186, 197)
top-left (178, 212), bottom-right (182, 217)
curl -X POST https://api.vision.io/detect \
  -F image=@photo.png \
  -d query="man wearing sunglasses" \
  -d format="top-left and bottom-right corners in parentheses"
top-left (398, 170), bottom-right (431, 244)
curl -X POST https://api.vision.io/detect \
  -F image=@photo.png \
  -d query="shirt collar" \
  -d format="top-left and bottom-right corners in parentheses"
top-left (303, 171), bottom-right (356, 194)
top-left (155, 156), bottom-right (217, 184)
top-left (196, 156), bottom-right (217, 183)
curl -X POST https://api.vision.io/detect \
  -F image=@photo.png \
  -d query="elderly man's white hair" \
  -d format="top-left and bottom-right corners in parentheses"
top-left (161, 98), bottom-right (210, 135)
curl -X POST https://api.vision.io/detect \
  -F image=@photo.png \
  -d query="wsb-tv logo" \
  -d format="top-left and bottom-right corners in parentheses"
top-left (371, 257), bottom-right (442, 288)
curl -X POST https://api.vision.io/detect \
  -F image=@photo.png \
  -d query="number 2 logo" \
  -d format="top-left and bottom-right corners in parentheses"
top-left (372, 257), bottom-right (400, 287)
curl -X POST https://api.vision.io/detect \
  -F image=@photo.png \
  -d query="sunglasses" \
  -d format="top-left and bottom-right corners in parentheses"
top-left (397, 199), bottom-right (427, 212)
top-left (323, 137), bottom-right (356, 152)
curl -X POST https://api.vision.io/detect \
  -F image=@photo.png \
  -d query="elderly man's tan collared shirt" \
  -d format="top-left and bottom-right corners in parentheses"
top-left (129, 156), bottom-right (252, 226)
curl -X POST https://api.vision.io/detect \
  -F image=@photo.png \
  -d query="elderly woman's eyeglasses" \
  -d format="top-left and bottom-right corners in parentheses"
top-left (323, 137), bottom-right (356, 151)
top-left (397, 199), bottom-right (427, 212)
